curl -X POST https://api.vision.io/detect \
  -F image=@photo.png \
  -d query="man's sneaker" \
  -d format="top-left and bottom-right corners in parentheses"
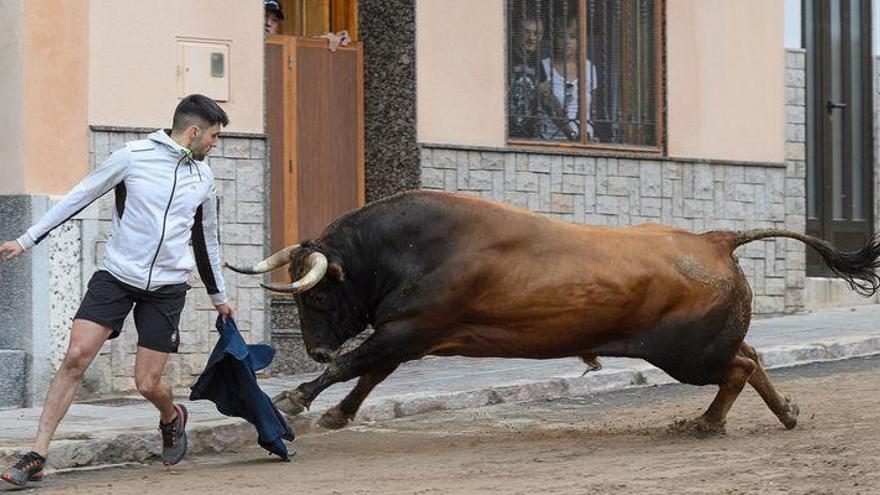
top-left (1, 451), bottom-right (45, 487)
top-left (159, 404), bottom-right (189, 465)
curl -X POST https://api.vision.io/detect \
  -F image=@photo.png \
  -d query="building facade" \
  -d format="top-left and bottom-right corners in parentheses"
top-left (0, 0), bottom-right (269, 407)
top-left (2, 0), bottom-right (879, 405)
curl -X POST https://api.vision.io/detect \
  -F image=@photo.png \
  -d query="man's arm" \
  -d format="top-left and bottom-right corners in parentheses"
top-left (191, 183), bottom-right (232, 317)
top-left (0, 150), bottom-right (129, 262)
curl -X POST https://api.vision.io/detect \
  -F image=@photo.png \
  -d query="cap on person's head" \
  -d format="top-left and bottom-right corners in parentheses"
top-left (265, 0), bottom-right (285, 20)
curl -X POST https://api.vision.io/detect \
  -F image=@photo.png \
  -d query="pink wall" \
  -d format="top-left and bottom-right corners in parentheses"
top-left (88, 0), bottom-right (264, 133)
top-left (21, 0), bottom-right (90, 195)
top-left (666, 0), bottom-right (786, 163)
top-left (416, 0), bottom-right (506, 147)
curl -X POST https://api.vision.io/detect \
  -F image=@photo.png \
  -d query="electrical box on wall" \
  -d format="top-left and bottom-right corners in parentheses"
top-left (177, 38), bottom-right (230, 101)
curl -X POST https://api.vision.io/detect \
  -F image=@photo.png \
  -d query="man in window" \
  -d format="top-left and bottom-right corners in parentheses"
top-left (265, 0), bottom-right (285, 36)
top-left (508, 6), bottom-right (546, 139)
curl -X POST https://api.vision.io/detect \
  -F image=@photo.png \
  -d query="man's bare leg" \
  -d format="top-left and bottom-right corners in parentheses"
top-left (136, 346), bottom-right (190, 465)
top-left (33, 319), bottom-right (113, 457)
top-left (134, 346), bottom-right (176, 423)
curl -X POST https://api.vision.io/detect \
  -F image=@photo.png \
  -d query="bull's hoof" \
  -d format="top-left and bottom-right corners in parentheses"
top-left (778, 397), bottom-right (799, 430)
top-left (318, 407), bottom-right (352, 430)
top-left (669, 417), bottom-right (726, 438)
top-left (579, 355), bottom-right (603, 376)
top-left (272, 389), bottom-right (310, 416)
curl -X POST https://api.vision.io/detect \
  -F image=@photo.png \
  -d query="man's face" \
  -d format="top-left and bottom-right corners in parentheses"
top-left (189, 123), bottom-right (222, 161)
top-left (265, 12), bottom-right (281, 36)
top-left (520, 19), bottom-right (543, 55)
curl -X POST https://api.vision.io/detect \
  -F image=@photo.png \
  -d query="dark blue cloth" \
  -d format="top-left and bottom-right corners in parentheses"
top-left (190, 317), bottom-right (295, 460)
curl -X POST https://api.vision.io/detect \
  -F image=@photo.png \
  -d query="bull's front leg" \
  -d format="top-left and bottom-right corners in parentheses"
top-left (274, 326), bottom-right (428, 416)
top-left (318, 364), bottom-right (399, 429)
top-left (273, 367), bottom-right (343, 416)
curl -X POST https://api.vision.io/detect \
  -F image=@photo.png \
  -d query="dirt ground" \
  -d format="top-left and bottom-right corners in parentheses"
top-left (11, 356), bottom-right (880, 495)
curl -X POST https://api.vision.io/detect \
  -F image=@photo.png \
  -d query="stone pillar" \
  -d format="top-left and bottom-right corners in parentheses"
top-left (360, 0), bottom-right (420, 201)
top-left (0, 194), bottom-right (53, 407)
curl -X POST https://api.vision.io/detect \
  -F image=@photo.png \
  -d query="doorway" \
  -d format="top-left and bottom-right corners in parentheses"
top-left (804, 0), bottom-right (874, 275)
top-left (265, 0), bottom-right (364, 282)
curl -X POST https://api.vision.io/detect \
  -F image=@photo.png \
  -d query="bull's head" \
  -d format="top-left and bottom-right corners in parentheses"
top-left (226, 244), bottom-right (369, 363)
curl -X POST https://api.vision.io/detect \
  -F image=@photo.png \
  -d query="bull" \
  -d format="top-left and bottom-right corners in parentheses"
top-left (228, 191), bottom-right (880, 434)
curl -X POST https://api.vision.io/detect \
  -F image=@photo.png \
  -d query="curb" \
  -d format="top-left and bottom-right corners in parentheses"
top-left (3, 337), bottom-right (879, 471)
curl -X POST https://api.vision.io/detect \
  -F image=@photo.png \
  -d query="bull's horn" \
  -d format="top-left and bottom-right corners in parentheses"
top-left (225, 244), bottom-right (299, 274)
top-left (259, 252), bottom-right (328, 294)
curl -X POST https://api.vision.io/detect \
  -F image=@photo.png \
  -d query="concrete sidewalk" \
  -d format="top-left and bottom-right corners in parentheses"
top-left (2, 305), bottom-right (880, 470)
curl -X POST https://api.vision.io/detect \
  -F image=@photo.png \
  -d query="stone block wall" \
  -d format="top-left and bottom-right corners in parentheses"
top-left (269, 296), bottom-right (322, 374)
top-left (418, 50), bottom-right (809, 317)
top-left (783, 49), bottom-right (808, 311)
top-left (38, 127), bottom-right (270, 396)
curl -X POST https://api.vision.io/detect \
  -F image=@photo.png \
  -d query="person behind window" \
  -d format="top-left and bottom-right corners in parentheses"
top-left (508, 6), bottom-right (546, 139)
top-left (538, 15), bottom-right (598, 141)
top-left (265, 0), bottom-right (285, 36)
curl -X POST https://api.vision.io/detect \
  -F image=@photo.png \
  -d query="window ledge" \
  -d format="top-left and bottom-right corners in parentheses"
top-left (419, 141), bottom-right (786, 168)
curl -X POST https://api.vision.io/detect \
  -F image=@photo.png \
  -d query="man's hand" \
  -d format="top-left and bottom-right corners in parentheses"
top-left (0, 241), bottom-right (23, 263)
top-left (216, 302), bottom-right (235, 322)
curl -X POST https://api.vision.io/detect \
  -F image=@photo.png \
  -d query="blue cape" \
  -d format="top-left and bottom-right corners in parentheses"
top-left (190, 317), bottom-right (295, 460)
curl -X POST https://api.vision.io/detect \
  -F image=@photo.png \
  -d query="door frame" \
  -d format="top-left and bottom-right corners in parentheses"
top-left (804, 0), bottom-right (875, 276)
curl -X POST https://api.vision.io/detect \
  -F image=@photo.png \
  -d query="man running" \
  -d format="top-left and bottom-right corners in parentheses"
top-left (0, 94), bottom-right (234, 487)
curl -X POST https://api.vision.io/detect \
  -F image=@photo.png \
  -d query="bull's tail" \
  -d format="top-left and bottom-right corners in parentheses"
top-left (724, 229), bottom-right (880, 297)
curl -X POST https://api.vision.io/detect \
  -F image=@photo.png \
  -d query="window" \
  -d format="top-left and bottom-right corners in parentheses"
top-left (507, 0), bottom-right (663, 150)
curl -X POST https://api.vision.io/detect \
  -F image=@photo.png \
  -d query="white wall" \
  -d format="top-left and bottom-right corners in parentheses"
top-left (785, 0), bottom-right (802, 49)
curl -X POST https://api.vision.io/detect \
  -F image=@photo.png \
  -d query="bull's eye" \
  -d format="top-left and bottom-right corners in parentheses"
top-left (304, 291), bottom-right (331, 310)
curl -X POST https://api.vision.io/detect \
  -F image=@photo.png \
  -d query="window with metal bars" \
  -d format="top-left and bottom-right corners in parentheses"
top-left (507, 0), bottom-right (662, 150)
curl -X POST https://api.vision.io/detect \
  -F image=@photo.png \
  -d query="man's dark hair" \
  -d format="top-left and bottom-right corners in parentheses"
top-left (172, 94), bottom-right (229, 132)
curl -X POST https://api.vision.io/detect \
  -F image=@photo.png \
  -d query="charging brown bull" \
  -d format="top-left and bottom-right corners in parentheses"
top-left (229, 190), bottom-right (880, 434)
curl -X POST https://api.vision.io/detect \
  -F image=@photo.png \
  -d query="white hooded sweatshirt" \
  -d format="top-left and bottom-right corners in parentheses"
top-left (16, 130), bottom-right (228, 305)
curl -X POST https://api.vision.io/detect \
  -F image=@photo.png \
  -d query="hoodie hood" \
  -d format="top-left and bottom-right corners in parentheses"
top-left (148, 129), bottom-right (190, 156)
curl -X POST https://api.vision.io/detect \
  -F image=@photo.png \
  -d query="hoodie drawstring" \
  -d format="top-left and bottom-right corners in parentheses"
top-left (180, 151), bottom-right (203, 182)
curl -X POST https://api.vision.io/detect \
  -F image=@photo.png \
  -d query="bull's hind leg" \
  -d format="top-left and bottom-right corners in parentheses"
top-left (318, 365), bottom-right (399, 429)
top-left (739, 342), bottom-right (799, 429)
top-left (674, 355), bottom-right (756, 436)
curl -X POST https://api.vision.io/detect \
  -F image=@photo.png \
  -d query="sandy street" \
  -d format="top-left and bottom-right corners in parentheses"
top-left (9, 355), bottom-right (880, 495)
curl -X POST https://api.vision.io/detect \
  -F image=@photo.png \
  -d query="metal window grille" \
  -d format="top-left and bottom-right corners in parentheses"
top-left (507, 0), bottom-right (661, 148)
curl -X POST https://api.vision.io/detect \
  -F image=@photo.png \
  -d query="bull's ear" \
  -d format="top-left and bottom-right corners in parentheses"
top-left (328, 262), bottom-right (346, 282)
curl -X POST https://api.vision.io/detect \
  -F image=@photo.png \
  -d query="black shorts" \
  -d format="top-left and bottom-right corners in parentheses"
top-left (74, 270), bottom-right (190, 353)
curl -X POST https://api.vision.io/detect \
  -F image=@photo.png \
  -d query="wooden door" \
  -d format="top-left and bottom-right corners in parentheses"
top-left (265, 35), bottom-right (364, 281)
top-left (293, 37), bottom-right (365, 241)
